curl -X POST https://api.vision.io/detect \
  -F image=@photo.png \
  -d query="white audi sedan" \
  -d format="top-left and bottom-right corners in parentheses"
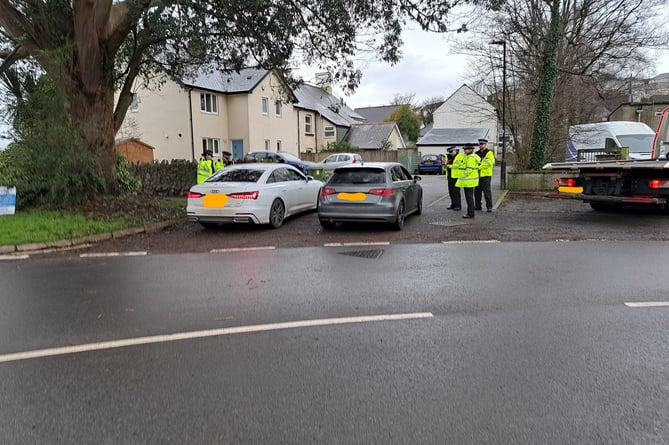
top-left (187, 163), bottom-right (323, 229)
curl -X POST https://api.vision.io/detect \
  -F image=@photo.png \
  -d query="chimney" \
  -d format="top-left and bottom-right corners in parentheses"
top-left (315, 72), bottom-right (332, 94)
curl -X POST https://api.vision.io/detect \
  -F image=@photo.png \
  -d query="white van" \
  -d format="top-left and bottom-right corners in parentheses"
top-left (566, 121), bottom-right (657, 161)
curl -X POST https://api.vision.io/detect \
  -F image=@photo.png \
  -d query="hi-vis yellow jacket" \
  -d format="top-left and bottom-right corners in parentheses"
top-left (455, 153), bottom-right (481, 188)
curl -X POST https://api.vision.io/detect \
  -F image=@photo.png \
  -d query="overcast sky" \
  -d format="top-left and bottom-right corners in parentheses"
top-left (316, 29), bottom-right (669, 110)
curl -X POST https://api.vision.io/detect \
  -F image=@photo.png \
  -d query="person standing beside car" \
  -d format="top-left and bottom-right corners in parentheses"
top-left (454, 144), bottom-right (480, 219)
top-left (197, 150), bottom-right (215, 184)
top-left (475, 138), bottom-right (495, 212)
top-left (446, 147), bottom-right (461, 210)
top-left (214, 156), bottom-right (225, 172)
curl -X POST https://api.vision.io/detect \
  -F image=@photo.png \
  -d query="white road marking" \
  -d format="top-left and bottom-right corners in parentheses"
top-left (0, 312), bottom-right (433, 364)
top-left (624, 301), bottom-right (669, 308)
top-left (210, 246), bottom-right (275, 253)
top-left (0, 254), bottom-right (29, 261)
top-left (80, 251), bottom-right (147, 258)
top-left (442, 240), bottom-right (501, 244)
top-left (324, 242), bottom-right (390, 247)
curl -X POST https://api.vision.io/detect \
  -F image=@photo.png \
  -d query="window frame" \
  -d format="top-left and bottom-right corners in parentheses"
top-left (200, 93), bottom-right (218, 114)
top-left (262, 97), bottom-right (269, 115)
top-left (202, 138), bottom-right (221, 156)
top-left (304, 114), bottom-right (313, 134)
top-left (324, 126), bottom-right (335, 138)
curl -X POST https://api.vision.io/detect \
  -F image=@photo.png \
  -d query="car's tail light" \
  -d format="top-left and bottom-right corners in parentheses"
top-left (229, 191), bottom-right (259, 200)
top-left (556, 178), bottom-right (577, 187)
top-left (188, 191), bottom-right (203, 199)
top-left (352, 159), bottom-right (357, 163)
top-left (368, 188), bottom-right (395, 197)
top-left (648, 179), bottom-right (669, 189)
top-left (321, 187), bottom-right (337, 197)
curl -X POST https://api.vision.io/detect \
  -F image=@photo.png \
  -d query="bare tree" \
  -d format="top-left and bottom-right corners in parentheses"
top-left (454, 0), bottom-right (667, 167)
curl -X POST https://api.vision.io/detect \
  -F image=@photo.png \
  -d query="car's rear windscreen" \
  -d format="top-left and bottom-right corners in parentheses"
top-left (329, 169), bottom-right (385, 184)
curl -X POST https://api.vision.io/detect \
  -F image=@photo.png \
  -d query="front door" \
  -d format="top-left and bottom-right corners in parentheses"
top-left (231, 140), bottom-right (244, 161)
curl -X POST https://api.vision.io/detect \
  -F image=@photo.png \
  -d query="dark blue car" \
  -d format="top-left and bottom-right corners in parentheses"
top-left (243, 151), bottom-right (316, 174)
top-left (417, 154), bottom-right (445, 175)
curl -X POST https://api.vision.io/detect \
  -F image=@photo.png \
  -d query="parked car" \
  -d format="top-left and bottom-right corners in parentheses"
top-left (187, 163), bottom-right (323, 229)
top-left (318, 162), bottom-right (422, 230)
top-left (314, 152), bottom-right (364, 171)
top-left (417, 154), bottom-right (445, 175)
top-left (243, 151), bottom-right (316, 174)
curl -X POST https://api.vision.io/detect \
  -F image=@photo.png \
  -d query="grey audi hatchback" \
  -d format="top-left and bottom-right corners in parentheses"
top-left (317, 162), bottom-right (422, 230)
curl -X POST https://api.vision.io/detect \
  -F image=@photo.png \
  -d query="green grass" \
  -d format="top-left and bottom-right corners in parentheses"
top-left (0, 196), bottom-right (187, 246)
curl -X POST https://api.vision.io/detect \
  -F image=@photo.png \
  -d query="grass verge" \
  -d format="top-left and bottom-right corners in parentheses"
top-left (0, 195), bottom-right (187, 246)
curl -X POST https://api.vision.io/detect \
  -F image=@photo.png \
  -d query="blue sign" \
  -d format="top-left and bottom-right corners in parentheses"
top-left (0, 186), bottom-right (16, 215)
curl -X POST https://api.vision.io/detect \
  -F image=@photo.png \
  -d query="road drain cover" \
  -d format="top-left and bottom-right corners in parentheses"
top-left (339, 249), bottom-right (384, 259)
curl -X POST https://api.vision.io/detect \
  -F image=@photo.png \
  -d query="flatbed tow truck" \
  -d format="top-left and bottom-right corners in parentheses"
top-left (543, 107), bottom-right (669, 211)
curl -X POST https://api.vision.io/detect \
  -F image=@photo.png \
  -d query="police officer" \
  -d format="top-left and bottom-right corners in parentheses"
top-left (445, 147), bottom-right (461, 210)
top-left (214, 156), bottom-right (225, 172)
top-left (197, 150), bottom-right (215, 184)
top-left (454, 144), bottom-right (480, 219)
top-left (475, 138), bottom-right (495, 212)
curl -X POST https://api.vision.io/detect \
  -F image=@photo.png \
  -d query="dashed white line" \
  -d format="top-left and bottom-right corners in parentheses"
top-left (80, 251), bottom-right (147, 258)
top-left (442, 240), bottom-right (501, 244)
top-left (0, 254), bottom-right (29, 261)
top-left (624, 301), bottom-right (669, 308)
top-left (0, 312), bottom-right (434, 364)
top-left (324, 242), bottom-right (390, 247)
top-left (210, 246), bottom-right (276, 253)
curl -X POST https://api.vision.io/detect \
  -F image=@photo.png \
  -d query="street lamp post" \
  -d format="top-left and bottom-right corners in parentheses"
top-left (491, 40), bottom-right (507, 190)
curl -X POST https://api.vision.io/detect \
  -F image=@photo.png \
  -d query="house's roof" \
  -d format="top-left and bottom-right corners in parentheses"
top-left (346, 122), bottom-right (398, 150)
top-left (417, 128), bottom-right (490, 146)
top-left (180, 67), bottom-right (269, 93)
top-left (293, 83), bottom-right (364, 127)
top-left (115, 137), bottom-right (155, 149)
top-left (420, 123), bottom-right (433, 137)
top-left (354, 105), bottom-right (402, 123)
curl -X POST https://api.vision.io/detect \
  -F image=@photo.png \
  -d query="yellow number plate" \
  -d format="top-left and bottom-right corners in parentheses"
top-left (203, 194), bottom-right (229, 208)
top-left (558, 186), bottom-right (583, 194)
top-left (338, 192), bottom-right (366, 201)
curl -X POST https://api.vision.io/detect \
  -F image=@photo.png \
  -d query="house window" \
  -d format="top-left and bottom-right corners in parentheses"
top-left (202, 138), bottom-right (220, 155)
top-left (262, 97), bottom-right (269, 115)
top-left (200, 93), bottom-right (218, 114)
top-left (305, 114), bottom-right (313, 134)
top-left (276, 140), bottom-right (282, 152)
top-left (324, 126), bottom-right (335, 138)
top-left (275, 100), bottom-right (282, 117)
top-left (130, 93), bottom-right (139, 112)
top-left (264, 139), bottom-right (271, 151)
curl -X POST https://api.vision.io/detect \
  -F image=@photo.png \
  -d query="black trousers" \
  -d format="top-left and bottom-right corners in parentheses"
top-left (447, 176), bottom-right (461, 208)
top-left (462, 187), bottom-right (475, 217)
top-left (475, 176), bottom-right (493, 210)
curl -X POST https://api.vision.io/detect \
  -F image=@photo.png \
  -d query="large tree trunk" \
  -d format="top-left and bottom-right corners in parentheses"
top-left (528, 0), bottom-right (561, 170)
top-left (70, 80), bottom-right (119, 194)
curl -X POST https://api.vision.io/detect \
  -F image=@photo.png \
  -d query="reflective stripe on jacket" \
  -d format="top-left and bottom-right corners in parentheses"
top-left (479, 149), bottom-right (495, 177)
top-left (455, 153), bottom-right (481, 188)
top-left (197, 159), bottom-right (214, 184)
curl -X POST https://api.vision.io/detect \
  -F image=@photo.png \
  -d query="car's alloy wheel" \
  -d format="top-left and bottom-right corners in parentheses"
top-left (393, 201), bottom-right (405, 230)
top-left (269, 199), bottom-right (285, 228)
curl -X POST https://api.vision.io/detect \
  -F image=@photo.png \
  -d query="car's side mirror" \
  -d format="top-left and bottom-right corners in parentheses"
top-left (414, 175), bottom-right (422, 182)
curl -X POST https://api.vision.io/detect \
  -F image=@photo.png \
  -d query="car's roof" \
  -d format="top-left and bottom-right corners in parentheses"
top-left (333, 162), bottom-right (400, 170)
top-left (225, 163), bottom-right (298, 172)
